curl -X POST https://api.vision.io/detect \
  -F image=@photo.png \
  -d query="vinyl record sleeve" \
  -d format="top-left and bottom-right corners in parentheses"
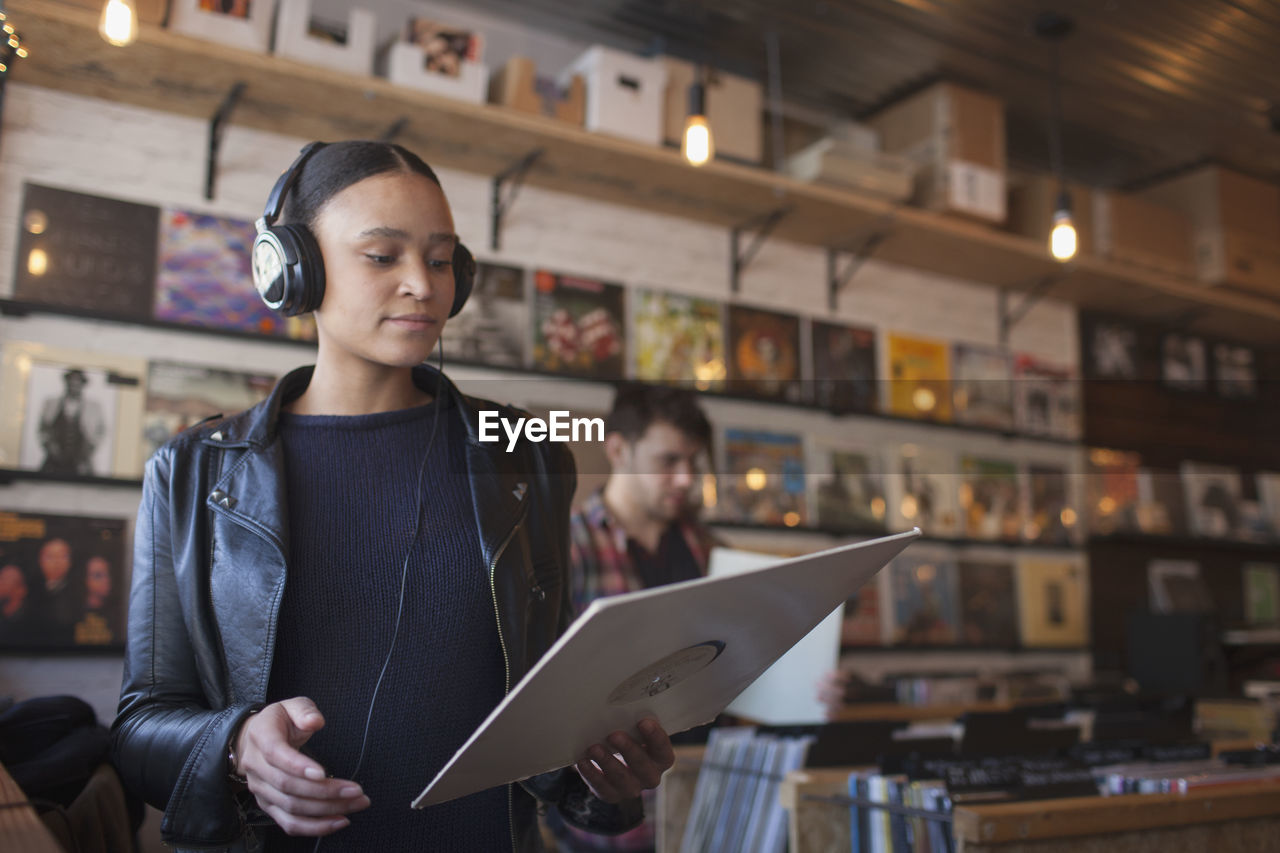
top-left (413, 529), bottom-right (920, 807)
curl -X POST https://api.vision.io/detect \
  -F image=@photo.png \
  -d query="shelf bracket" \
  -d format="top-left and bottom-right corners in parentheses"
top-left (205, 81), bottom-right (247, 201)
top-left (730, 206), bottom-right (792, 293)
top-left (490, 148), bottom-right (544, 252)
top-left (998, 271), bottom-right (1064, 348)
top-left (378, 116), bottom-right (409, 144)
top-left (825, 210), bottom-right (898, 311)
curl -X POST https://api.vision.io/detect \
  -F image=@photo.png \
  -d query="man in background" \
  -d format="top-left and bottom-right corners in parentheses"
top-left (38, 368), bottom-right (106, 476)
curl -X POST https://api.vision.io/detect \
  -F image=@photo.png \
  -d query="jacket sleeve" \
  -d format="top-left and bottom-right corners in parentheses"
top-left (110, 446), bottom-right (259, 849)
top-left (523, 441), bottom-right (644, 835)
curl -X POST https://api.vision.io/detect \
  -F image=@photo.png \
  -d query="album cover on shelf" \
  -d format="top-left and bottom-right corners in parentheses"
top-left (531, 270), bottom-right (626, 379)
top-left (891, 443), bottom-right (960, 538)
top-left (959, 455), bottom-right (1021, 541)
top-left (1161, 333), bottom-right (1209, 392)
top-left (0, 510), bottom-right (128, 650)
top-left (884, 549), bottom-right (960, 646)
top-left (810, 320), bottom-right (877, 414)
top-left (404, 17), bottom-right (483, 76)
top-left (1147, 560), bottom-right (1212, 614)
top-left (808, 439), bottom-right (887, 532)
top-left (1086, 448), bottom-right (1142, 535)
top-left (956, 558), bottom-right (1018, 647)
top-left (443, 262), bottom-right (528, 368)
top-left (141, 362), bottom-right (275, 462)
top-left (199, 0), bottom-right (251, 18)
top-left (0, 342), bottom-right (147, 480)
top-left (1213, 343), bottom-right (1257, 399)
top-left (1181, 461), bottom-right (1244, 539)
top-left (1135, 468), bottom-right (1187, 536)
top-left (153, 208), bottom-right (317, 341)
top-left (1025, 462), bottom-right (1077, 546)
top-left (1081, 314), bottom-right (1143, 381)
top-left (1257, 473), bottom-right (1280, 538)
top-left (841, 578), bottom-right (884, 647)
top-left (716, 428), bottom-right (807, 527)
top-left (1012, 353), bottom-right (1080, 440)
top-left (726, 305), bottom-right (802, 402)
top-left (1243, 563), bottom-right (1280, 625)
top-left (951, 342), bottom-right (1012, 430)
top-left (631, 289), bottom-right (725, 389)
top-left (14, 183), bottom-right (159, 322)
top-left (1017, 556), bottom-right (1088, 648)
top-left (886, 332), bottom-right (951, 422)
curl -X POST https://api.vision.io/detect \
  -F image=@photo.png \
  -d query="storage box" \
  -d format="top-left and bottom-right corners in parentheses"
top-left (273, 0), bottom-right (376, 77)
top-left (866, 81), bottom-right (1007, 222)
top-left (489, 56), bottom-right (585, 125)
top-left (379, 19), bottom-right (488, 104)
top-left (168, 0), bottom-right (275, 53)
top-left (51, 0), bottom-right (168, 25)
top-left (786, 138), bottom-right (915, 201)
top-left (1092, 191), bottom-right (1196, 278)
top-left (1007, 172), bottom-right (1095, 257)
top-left (1138, 165), bottom-right (1280, 240)
top-left (561, 46), bottom-right (666, 146)
top-left (661, 58), bottom-right (763, 163)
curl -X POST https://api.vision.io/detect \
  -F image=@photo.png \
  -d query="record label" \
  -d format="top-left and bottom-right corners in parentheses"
top-left (606, 641), bottom-right (725, 705)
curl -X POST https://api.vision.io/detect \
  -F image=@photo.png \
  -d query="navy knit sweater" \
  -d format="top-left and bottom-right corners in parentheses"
top-left (265, 395), bottom-right (518, 851)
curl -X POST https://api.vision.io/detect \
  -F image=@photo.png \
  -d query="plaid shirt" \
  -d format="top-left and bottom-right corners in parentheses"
top-left (555, 489), bottom-right (718, 852)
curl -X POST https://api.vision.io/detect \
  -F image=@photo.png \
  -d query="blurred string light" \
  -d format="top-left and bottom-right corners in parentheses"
top-left (99, 0), bottom-right (138, 47)
top-left (682, 73), bottom-right (714, 167)
top-left (0, 11), bottom-right (29, 77)
top-left (1037, 12), bottom-right (1077, 262)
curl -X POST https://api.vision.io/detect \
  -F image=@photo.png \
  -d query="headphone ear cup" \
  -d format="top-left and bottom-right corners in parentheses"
top-left (253, 224), bottom-right (325, 317)
top-left (450, 243), bottom-right (476, 318)
top-left (287, 224), bottom-right (326, 315)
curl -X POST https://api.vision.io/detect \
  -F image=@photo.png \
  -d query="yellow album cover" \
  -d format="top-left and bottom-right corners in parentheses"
top-left (1017, 557), bottom-right (1088, 647)
top-left (886, 333), bottom-right (951, 422)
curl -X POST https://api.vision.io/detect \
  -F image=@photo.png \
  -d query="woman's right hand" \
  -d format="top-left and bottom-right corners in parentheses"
top-left (233, 697), bottom-right (371, 837)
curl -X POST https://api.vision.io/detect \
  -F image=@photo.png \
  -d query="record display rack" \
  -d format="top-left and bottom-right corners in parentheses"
top-left (12, 0), bottom-right (1280, 347)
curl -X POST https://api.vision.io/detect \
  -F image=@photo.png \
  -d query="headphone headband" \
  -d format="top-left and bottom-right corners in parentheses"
top-left (257, 141), bottom-right (327, 233)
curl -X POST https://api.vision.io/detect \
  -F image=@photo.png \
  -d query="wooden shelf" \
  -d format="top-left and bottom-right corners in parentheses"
top-left (12, 1), bottom-right (1280, 346)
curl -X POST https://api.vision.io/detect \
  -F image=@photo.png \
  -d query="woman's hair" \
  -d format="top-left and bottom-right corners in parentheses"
top-left (281, 140), bottom-right (442, 229)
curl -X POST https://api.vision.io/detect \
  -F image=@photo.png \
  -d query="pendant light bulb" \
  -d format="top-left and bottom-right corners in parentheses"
top-left (1048, 191), bottom-right (1077, 262)
top-left (682, 81), bottom-right (714, 167)
top-left (99, 0), bottom-right (138, 47)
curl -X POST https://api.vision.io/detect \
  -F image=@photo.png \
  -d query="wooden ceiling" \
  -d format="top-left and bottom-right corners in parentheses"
top-left (461, 0), bottom-right (1280, 188)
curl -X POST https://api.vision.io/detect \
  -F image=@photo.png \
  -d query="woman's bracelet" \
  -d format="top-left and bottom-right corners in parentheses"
top-left (227, 708), bottom-right (260, 786)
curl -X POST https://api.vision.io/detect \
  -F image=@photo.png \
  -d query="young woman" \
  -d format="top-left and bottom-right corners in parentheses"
top-left (111, 140), bottom-right (673, 852)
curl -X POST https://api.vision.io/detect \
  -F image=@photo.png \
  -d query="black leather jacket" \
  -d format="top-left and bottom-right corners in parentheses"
top-left (110, 364), bottom-right (640, 851)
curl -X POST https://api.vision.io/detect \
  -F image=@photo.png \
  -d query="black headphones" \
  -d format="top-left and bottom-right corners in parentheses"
top-left (251, 141), bottom-right (475, 318)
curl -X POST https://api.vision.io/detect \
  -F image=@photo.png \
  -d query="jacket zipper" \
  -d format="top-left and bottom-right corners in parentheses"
top-left (488, 504), bottom-right (527, 853)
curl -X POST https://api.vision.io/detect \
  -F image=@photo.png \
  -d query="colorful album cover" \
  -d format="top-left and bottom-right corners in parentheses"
top-left (957, 558), bottom-right (1018, 647)
top-left (1025, 463), bottom-right (1078, 546)
top-left (808, 440), bottom-right (886, 532)
top-left (141, 361), bottom-right (275, 461)
top-left (886, 333), bottom-right (951, 422)
top-left (1135, 467), bottom-right (1187, 536)
top-left (1012, 353), bottom-right (1080, 440)
top-left (951, 343), bottom-right (1012, 430)
top-left (810, 320), bottom-right (877, 414)
top-left (1086, 448), bottom-right (1141, 535)
top-left (892, 444), bottom-right (960, 538)
top-left (14, 183), bottom-right (159, 322)
top-left (959, 455), bottom-right (1021, 541)
top-left (532, 270), bottom-right (626, 379)
top-left (0, 510), bottom-right (128, 650)
top-left (0, 342), bottom-right (147, 480)
top-left (199, 0), bottom-right (252, 18)
top-left (405, 17), bottom-right (483, 76)
top-left (1243, 563), bottom-right (1280, 625)
top-left (443, 262), bottom-right (528, 368)
top-left (1147, 559), bottom-right (1212, 614)
top-left (632, 289), bottom-right (725, 389)
top-left (841, 579), bottom-right (883, 647)
top-left (726, 305), bottom-right (802, 402)
top-left (716, 428), bottom-right (807, 527)
top-left (1213, 343), bottom-right (1257, 399)
top-left (1161, 333), bottom-right (1209, 392)
top-left (1017, 557), bottom-right (1088, 647)
top-left (153, 209), bottom-right (317, 341)
top-left (1082, 314), bottom-right (1142, 380)
top-left (885, 550), bottom-right (960, 645)
top-left (1181, 461), bottom-right (1244, 539)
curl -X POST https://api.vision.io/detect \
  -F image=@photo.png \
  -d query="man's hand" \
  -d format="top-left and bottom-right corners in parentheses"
top-left (818, 669), bottom-right (853, 721)
top-left (233, 697), bottom-right (371, 837)
top-left (574, 717), bottom-right (675, 803)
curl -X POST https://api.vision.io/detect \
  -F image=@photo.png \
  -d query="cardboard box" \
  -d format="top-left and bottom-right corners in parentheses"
top-left (1007, 172), bottom-right (1095, 257)
top-left (661, 58), bottom-right (763, 163)
top-left (380, 28), bottom-right (488, 105)
top-left (1138, 165), bottom-right (1280, 240)
top-left (168, 0), bottom-right (275, 53)
top-left (1092, 191), bottom-right (1196, 278)
top-left (1194, 229), bottom-right (1280, 297)
top-left (561, 46), bottom-right (666, 146)
top-left (866, 81), bottom-right (1007, 222)
top-left (489, 56), bottom-right (584, 125)
top-left (786, 138), bottom-right (915, 201)
top-left (273, 0), bottom-right (376, 77)
top-left (50, 0), bottom-right (168, 25)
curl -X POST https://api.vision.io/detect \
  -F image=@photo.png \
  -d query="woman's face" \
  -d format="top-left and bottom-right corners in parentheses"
top-left (310, 171), bottom-right (457, 371)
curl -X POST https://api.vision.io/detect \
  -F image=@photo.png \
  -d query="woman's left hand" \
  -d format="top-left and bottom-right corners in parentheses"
top-left (574, 717), bottom-right (675, 803)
